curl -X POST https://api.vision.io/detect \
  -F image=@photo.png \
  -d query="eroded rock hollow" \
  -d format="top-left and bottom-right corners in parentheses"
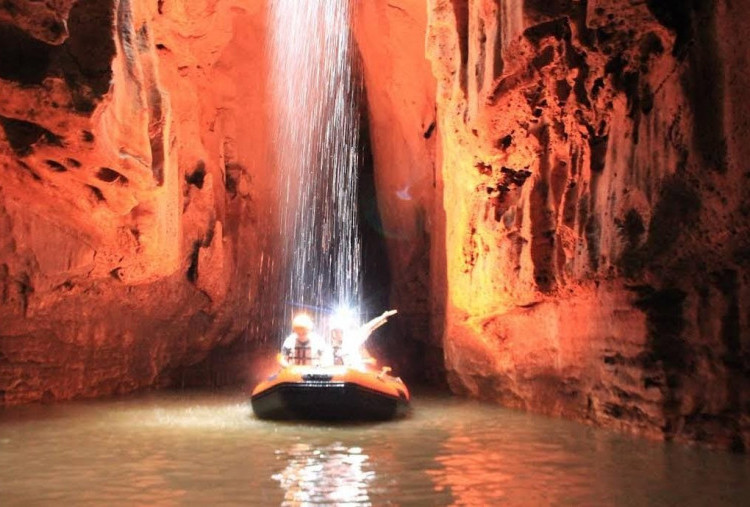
top-left (1, 0), bottom-right (748, 449)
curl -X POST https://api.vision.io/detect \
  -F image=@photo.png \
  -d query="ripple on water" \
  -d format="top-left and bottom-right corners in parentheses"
top-left (0, 391), bottom-right (749, 505)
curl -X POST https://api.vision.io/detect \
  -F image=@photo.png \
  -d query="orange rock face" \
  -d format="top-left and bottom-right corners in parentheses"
top-left (0, 0), bottom-right (276, 402)
top-left (434, 0), bottom-right (750, 449)
top-left (352, 0), bottom-right (446, 382)
top-left (2, 0), bottom-right (748, 450)
top-left (358, 0), bottom-right (750, 448)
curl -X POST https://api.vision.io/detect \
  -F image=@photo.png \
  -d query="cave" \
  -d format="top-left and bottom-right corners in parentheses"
top-left (1, 0), bottom-right (749, 503)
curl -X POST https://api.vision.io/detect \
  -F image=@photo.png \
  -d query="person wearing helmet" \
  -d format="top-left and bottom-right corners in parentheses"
top-left (328, 309), bottom-right (397, 368)
top-left (279, 313), bottom-right (325, 367)
top-left (328, 318), bottom-right (351, 366)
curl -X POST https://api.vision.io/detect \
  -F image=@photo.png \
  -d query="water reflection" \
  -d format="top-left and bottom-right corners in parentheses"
top-left (0, 392), bottom-right (748, 505)
top-left (428, 432), bottom-right (514, 504)
top-left (273, 443), bottom-right (373, 506)
top-left (426, 418), bottom-right (594, 505)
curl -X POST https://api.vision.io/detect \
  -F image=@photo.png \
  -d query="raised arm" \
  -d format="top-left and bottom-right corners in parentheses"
top-left (357, 309), bottom-right (398, 343)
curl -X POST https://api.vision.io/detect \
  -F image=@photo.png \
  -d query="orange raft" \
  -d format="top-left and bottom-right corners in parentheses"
top-left (251, 365), bottom-right (410, 421)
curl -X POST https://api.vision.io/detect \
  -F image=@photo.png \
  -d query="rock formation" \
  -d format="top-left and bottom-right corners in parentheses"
top-left (0, 0), bottom-right (277, 403)
top-left (2, 0), bottom-right (748, 450)
top-left (352, 0), bottom-right (446, 383)
top-left (357, 0), bottom-right (749, 449)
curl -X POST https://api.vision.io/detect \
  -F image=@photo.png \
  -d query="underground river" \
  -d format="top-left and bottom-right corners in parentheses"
top-left (1, 390), bottom-right (748, 505)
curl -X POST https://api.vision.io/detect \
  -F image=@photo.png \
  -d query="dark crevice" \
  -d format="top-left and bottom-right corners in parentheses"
top-left (646, 0), bottom-right (727, 172)
top-left (0, 1), bottom-right (116, 114)
top-left (186, 240), bottom-right (201, 283)
top-left (645, 0), bottom-right (694, 55)
top-left (632, 286), bottom-right (688, 438)
top-left (62, 0), bottom-right (117, 99)
top-left (619, 176), bottom-right (701, 278)
top-left (0, 116), bottom-right (63, 156)
top-left (584, 211), bottom-right (600, 271)
top-left (96, 167), bottom-right (127, 185)
top-left (359, 111), bottom-right (391, 320)
top-left (529, 128), bottom-right (556, 293)
top-left (225, 163), bottom-right (241, 197)
top-left (44, 160), bottom-right (67, 172)
top-left (203, 220), bottom-right (216, 248)
top-left (186, 161), bottom-right (206, 189)
top-left (524, 17), bottom-right (571, 45)
top-left (17, 161), bottom-right (42, 181)
top-left (532, 45), bottom-right (555, 70)
top-left (356, 72), bottom-right (445, 387)
top-left (86, 184), bottom-right (106, 202)
top-left (589, 134), bottom-right (608, 172)
top-left (491, 5), bottom-right (505, 80)
top-left (450, 0), bottom-right (469, 95)
top-left (96, 168), bottom-right (119, 182)
top-left (475, 16), bottom-right (486, 94)
top-left (618, 209), bottom-right (646, 248)
top-left (17, 272), bottom-right (33, 316)
top-left (0, 23), bottom-right (54, 85)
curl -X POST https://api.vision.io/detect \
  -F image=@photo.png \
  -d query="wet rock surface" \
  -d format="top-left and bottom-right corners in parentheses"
top-left (1, 0), bottom-right (748, 451)
top-left (353, 0), bottom-right (446, 385)
top-left (356, 0), bottom-right (749, 449)
top-left (0, 0), bottom-right (276, 403)
top-left (411, 0), bottom-right (750, 449)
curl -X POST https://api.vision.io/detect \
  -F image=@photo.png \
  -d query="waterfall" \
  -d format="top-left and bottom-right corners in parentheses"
top-left (268, 0), bottom-right (362, 329)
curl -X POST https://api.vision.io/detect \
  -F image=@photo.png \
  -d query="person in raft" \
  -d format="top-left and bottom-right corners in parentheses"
top-left (329, 309), bottom-right (397, 368)
top-left (279, 313), bottom-right (325, 367)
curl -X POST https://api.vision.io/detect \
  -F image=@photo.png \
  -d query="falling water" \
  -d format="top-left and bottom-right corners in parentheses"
top-left (268, 1), bottom-right (361, 325)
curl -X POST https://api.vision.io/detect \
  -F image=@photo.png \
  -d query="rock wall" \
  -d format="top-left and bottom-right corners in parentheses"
top-left (2, 0), bottom-right (748, 449)
top-left (0, 0), bottom-right (277, 403)
top-left (353, 0), bottom-right (446, 383)
top-left (359, 0), bottom-right (749, 448)
top-left (425, 0), bottom-right (750, 449)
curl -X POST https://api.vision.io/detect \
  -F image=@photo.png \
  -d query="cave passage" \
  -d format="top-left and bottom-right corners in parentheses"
top-left (1, 4), bottom-right (749, 504)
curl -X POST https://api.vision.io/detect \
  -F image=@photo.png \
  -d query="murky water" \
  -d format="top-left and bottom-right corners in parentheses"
top-left (1, 391), bottom-right (748, 506)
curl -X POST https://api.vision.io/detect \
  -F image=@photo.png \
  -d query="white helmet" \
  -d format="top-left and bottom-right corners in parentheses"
top-left (292, 313), bottom-right (314, 331)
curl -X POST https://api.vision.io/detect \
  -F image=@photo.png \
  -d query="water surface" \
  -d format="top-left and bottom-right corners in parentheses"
top-left (1, 391), bottom-right (747, 505)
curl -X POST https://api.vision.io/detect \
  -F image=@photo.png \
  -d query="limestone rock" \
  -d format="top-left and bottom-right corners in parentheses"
top-left (359, 0), bottom-right (749, 449)
top-left (0, 0), bottom-right (276, 403)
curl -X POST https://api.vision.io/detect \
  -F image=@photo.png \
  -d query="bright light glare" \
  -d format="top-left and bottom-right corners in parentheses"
top-left (330, 306), bottom-right (357, 331)
top-left (327, 306), bottom-right (377, 370)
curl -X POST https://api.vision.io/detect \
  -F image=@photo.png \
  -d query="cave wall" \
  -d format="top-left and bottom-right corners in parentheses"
top-left (426, 0), bottom-right (750, 449)
top-left (359, 0), bottom-right (749, 448)
top-left (2, 0), bottom-right (748, 449)
top-left (353, 0), bottom-right (447, 383)
top-left (0, 0), bottom-right (276, 403)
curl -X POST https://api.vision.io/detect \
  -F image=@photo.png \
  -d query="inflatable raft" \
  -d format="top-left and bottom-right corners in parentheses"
top-left (251, 365), bottom-right (410, 421)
